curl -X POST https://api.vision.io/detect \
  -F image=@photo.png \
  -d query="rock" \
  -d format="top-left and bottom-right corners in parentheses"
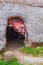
top-left (4, 51), bottom-right (14, 61)
top-left (0, 55), bottom-right (3, 60)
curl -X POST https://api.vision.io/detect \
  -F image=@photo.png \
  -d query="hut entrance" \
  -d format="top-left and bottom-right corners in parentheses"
top-left (6, 16), bottom-right (27, 50)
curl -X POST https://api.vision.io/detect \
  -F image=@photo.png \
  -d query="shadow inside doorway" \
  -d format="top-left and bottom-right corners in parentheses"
top-left (6, 26), bottom-right (25, 51)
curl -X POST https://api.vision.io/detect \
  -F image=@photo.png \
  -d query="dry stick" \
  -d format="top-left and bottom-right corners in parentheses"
top-left (18, 0), bottom-right (24, 5)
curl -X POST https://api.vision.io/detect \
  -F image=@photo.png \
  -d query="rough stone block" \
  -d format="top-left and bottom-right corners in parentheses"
top-left (4, 51), bottom-right (14, 61)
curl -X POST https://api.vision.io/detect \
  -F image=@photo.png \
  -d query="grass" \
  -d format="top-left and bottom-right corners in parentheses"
top-left (20, 46), bottom-right (43, 56)
top-left (0, 58), bottom-right (23, 65)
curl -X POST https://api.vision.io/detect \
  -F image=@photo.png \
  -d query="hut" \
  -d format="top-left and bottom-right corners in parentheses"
top-left (0, 0), bottom-right (43, 51)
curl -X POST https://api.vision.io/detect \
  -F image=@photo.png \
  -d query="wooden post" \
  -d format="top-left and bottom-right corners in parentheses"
top-left (24, 33), bottom-right (32, 47)
top-left (24, 33), bottom-right (28, 46)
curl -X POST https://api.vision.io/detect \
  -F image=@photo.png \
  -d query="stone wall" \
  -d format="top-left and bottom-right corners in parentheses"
top-left (0, 0), bottom-right (43, 7)
top-left (0, 3), bottom-right (43, 50)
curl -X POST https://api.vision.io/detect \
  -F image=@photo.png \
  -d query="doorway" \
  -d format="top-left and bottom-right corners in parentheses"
top-left (6, 16), bottom-right (26, 50)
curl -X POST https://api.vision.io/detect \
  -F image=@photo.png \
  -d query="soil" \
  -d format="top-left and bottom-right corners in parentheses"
top-left (6, 39), bottom-right (24, 51)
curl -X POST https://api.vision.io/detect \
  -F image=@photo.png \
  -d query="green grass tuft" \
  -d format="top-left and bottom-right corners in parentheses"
top-left (21, 46), bottom-right (43, 57)
top-left (0, 58), bottom-right (24, 65)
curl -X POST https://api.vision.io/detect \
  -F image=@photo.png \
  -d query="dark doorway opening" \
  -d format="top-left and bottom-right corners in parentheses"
top-left (6, 26), bottom-right (25, 41)
top-left (6, 16), bottom-right (25, 50)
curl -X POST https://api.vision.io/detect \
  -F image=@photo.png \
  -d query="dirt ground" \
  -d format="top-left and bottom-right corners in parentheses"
top-left (6, 39), bottom-right (24, 51)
